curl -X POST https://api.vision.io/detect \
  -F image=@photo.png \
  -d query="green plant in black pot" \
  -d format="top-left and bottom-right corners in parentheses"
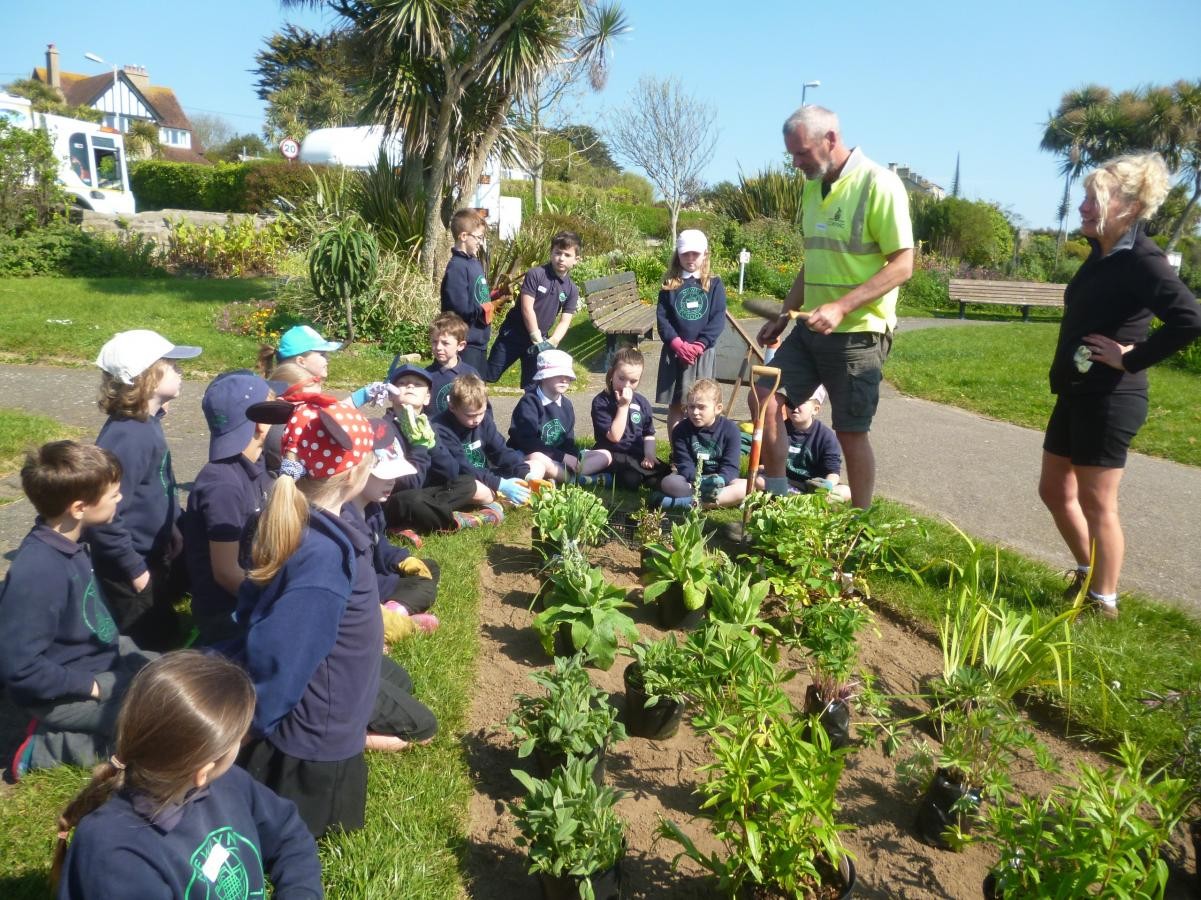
top-left (630, 500), bottom-right (666, 548)
top-left (511, 755), bottom-right (626, 900)
top-left (533, 564), bottom-right (638, 670)
top-left (622, 636), bottom-right (694, 740)
top-left (642, 512), bottom-right (719, 628)
top-left (531, 484), bottom-right (608, 560)
top-left (506, 655), bottom-right (627, 777)
top-left (659, 703), bottom-right (856, 898)
top-left (792, 599), bottom-right (870, 750)
top-left (982, 737), bottom-right (1190, 898)
top-left (705, 568), bottom-right (775, 633)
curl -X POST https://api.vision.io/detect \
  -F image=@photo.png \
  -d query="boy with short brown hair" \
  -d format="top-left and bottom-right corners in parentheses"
top-left (440, 209), bottom-right (493, 370)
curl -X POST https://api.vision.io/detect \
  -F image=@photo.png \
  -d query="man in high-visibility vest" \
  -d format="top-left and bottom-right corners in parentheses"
top-left (754, 105), bottom-right (914, 508)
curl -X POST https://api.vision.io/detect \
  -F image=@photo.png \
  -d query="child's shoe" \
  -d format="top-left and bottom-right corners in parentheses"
top-left (387, 527), bottom-right (424, 549)
top-left (477, 502), bottom-right (505, 526)
top-left (8, 720), bottom-right (38, 783)
top-left (409, 613), bottom-right (440, 633)
top-left (658, 495), bottom-right (694, 510)
top-left (575, 472), bottom-right (613, 489)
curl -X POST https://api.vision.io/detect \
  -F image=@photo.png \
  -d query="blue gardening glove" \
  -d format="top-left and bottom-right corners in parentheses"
top-left (527, 340), bottom-right (554, 356)
top-left (807, 477), bottom-right (836, 492)
top-left (498, 477), bottom-right (531, 505)
top-left (699, 473), bottom-right (726, 502)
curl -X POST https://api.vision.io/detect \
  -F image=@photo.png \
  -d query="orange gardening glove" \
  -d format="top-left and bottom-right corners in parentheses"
top-left (481, 301), bottom-right (495, 325)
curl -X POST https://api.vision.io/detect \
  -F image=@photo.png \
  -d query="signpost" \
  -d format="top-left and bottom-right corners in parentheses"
top-left (738, 248), bottom-right (750, 294)
top-left (279, 137), bottom-right (300, 161)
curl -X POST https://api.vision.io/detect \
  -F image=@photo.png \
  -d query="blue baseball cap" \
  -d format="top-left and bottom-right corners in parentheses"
top-left (388, 363), bottom-right (434, 388)
top-left (203, 370), bottom-right (273, 461)
top-left (277, 325), bottom-right (342, 359)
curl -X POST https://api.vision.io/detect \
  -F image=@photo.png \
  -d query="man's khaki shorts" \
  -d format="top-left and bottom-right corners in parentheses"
top-left (769, 327), bottom-right (892, 432)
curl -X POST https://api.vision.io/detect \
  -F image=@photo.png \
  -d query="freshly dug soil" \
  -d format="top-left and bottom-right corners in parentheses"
top-left (464, 536), bottom-right (1197, 898)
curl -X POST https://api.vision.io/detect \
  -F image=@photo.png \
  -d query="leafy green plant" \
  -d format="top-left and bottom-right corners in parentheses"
top-left (165, 216), bottom-right (291, 277)
top-left (533, 564), bottom-right (638, 670)
top-left (506, 655), bottom-right (626, 760)
top-left (794, 599), bottom-right (869, 706)
top-left (984, 738), bottom-right (1190, 898)
top-left (642, 511), bottom-right (719, 612)
top-left (629, 499), bottom-right (666, 546)
top-left (531, 484), bottom-right (609, 557)
top-left (682, 619), bottom-right (781, 704)
top-left (510, 756), bottom-right (625, 900)
top-left (659, 704), bottom-right (853, 896)
top-left (624, 636), bottom-right (693, 707)
top-left (705, 568), bottom-right (774, 632)
top-left (308, 219), bottom-right (379, 345)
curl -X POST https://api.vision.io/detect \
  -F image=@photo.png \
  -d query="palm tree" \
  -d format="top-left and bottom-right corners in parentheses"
top-left (123, 120), bottom-right (162, 161)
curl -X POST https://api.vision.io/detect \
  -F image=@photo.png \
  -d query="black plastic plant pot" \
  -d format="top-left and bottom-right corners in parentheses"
top-left (736, 854), bottom-right (856, 899)
top-left (532, 532), bottom-right (557, 564)
top-left (532, 743), bottom-right (607, 787)
top-left (551, 622), bottom-right (576, 658)
top-left (982, 872), bottom-right (999, 899)
top-left (655, 583), bottom-right (705, 630)
top-left (803, 684), bottom-right (854, 750)
top-left (914, 768), bottom-right (982, 849)
top-left (623, 662), bottom-right (685, 740)
top-left (538, 847), bottom-right (624, 900)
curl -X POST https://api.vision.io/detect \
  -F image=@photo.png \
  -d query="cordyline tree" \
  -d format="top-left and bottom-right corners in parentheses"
top-left (1041, 80), bottom-right (1201, 251)
top-left (608, 76), bottom-right (717, 247)
top-left (281, 0), bottom-right (627, 280)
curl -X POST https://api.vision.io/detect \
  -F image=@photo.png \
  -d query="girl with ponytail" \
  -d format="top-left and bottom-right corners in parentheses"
top-left (53, 650), bottom-right (321, 898)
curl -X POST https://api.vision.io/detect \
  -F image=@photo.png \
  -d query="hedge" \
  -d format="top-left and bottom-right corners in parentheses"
top-left (130, 160), bottom-right (329, 213)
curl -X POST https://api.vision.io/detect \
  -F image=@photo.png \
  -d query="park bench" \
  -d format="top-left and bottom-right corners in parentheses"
top-left (583, 271), bottom-right (656, 367)
top-left (948, 278), bottom-right (1067, 322)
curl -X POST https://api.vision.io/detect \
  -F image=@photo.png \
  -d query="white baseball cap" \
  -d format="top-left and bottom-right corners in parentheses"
top-left (534, 348), bottom-right (576, 381)
top-left (95, 330), bottom-right (202, 384)
top-left (676, 229), bottom-right (709, 255)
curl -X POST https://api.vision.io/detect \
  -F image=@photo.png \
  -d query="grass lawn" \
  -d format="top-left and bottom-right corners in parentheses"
top-left (0, 510), bottom-right (518, 899)
top-left (0, 277), bottom-right (606, 396)
top-left (0, 410), bottom-right (82, 477)
top-left (886, 322), bottom-right (1201, 467)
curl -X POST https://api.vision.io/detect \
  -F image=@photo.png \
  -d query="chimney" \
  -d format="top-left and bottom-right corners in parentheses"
top-left (46, 43), bottom-right (60, 91)
top-left (123, 64), bottom-right (150, 93)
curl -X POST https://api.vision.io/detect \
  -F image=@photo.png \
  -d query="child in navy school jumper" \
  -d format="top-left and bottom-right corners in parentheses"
top-left (229, 394), bottom-right (433, 837)
top-left (485, 230), bottom-right (582, 388)
top-left (182, 371), bottom-right (274, 646)
top-left (381, 364), bottom-right (481, 534)
top-left (54, 652), bottom-right (321, 899)
top-left (430, 374), bottom-right (532, 511)
top-left (425, 311), bottom-right (482, 416)
top-left (348, 422), bottom-right (442, 641)
top-left (507, 348), bottom-right (604, 484)
top-left (660, 379), bottom-right (747, 509)
top-left (89, 329), bottom-right (202, 652)
top-left (777, 386), bottom-right (852, 502)
top-left (579, 347), bottom-right (671, 491)
top-left (656, 229), bottom-right (728, 433)
top-left (0, 442), bottom-right (157, 780)
top-left (440, 208), bottom-right (494, 371)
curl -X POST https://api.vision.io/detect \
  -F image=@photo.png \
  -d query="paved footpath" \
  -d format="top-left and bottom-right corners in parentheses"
top-left (1, 320), bottom-right (1198, 612)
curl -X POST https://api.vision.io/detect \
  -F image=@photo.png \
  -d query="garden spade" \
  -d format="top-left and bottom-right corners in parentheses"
top-left (741, 364), bottom-right (782, 543)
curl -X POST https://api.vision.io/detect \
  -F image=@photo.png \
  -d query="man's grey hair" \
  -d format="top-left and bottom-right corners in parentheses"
top-left (782, 105), bottom-right (839, 140)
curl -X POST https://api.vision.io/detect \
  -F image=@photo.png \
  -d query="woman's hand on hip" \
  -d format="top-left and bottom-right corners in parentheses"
top-left (1083, 333), bottom-right (1132, 371)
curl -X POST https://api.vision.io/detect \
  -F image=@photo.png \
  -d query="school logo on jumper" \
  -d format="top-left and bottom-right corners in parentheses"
top-left (690, 438), bottom-right (719, 472)
top-left (463, 439), bottom-right (486, 469)
top-left (474, 275), bottom-right (491, 306)
top-left (786, 443), bottom-right (815, 478)
top-left (185, 827), bottom-right (264, 899)
top-left (558, 291), bottom-right (567, 306)
top-left (81, 575), bottom-right (116, 644)
top-left (675, 283), bottom-right (709, 322)
top-left (629, 407), bottom-right (642, 426)
top-left (436, 382), bottom-right (453, 413)
top-left (541, 418), bottom-right (566, 447)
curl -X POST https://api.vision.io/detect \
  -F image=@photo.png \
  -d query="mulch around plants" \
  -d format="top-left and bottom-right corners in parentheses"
top-left (463, 533), bottom-right (1200, 899)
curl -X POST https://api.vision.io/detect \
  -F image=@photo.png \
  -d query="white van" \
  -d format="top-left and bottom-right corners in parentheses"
top-left (0, 92), bottom-right (136, 216)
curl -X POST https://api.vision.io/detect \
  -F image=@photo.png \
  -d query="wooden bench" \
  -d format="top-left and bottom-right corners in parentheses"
top-left (948, 278), bottom-right (1067, 322)
top-left (583, 271), bottom-right (656, 367)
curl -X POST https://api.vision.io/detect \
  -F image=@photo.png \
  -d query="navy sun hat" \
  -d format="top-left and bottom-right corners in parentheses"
top-left (388, 363), bottom-right (434, 388)
top-left (277, 325), bottom-right (343, 359)
top-left (203, 370), bottom-right (273, 461)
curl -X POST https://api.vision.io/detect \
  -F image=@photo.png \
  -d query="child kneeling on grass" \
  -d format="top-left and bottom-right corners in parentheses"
top-left (228, 393), bottom-right (436, 837)
top-left (1, 442), bottom-right (157, 781)
top-left (659, 379), bottom-right (747, 509)
top-left (430, 374), bottom-right (532, 519)
top-left (53, 651), bottom-right (321, 899)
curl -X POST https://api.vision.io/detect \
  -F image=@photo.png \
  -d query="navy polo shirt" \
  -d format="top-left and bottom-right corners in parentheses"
top-left (183, 454), bottom-right (270, 621)
top-left (499, 263), bottom-right (580, 337)
top-left (591, 389), bottom-right (655, 455)
top-left (425, 359), bottom-right (480, 415)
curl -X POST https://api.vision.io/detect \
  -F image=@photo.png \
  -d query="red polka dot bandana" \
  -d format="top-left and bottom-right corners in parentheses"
top-left (279, 395), bottom-right (374, 479)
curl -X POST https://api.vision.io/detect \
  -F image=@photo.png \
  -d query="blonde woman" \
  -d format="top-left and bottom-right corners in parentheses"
top-left (1039, 152), bottom-right (1201, 618)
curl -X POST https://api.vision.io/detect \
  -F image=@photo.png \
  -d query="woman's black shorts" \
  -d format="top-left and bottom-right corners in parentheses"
top-left (1042, 391), bottom-right (1148, 468)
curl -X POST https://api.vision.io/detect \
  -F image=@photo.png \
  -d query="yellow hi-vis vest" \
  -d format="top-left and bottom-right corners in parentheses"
top-left (801, 149), bottom-right (913, 333)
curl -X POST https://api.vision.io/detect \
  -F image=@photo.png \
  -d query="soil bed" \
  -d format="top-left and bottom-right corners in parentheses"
top-left (464, 535), bottom-right (1197, 898)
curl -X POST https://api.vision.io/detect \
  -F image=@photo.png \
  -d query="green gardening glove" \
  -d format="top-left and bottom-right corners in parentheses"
top-left (399, 406), bottom-right (436, 448)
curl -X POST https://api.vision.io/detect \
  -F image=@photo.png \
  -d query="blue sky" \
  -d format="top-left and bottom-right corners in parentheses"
top-left (2, 1), bottom-right (1196, 229)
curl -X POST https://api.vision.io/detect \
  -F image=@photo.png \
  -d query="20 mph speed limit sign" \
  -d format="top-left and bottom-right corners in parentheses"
top-left (279, 137), bottom-right (300, 160)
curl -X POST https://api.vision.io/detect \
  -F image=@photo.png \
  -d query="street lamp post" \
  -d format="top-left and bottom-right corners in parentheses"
top-left (83, 52), bottom-right (120, 131)
top-left (801, 80), bottom-right (821, 106)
